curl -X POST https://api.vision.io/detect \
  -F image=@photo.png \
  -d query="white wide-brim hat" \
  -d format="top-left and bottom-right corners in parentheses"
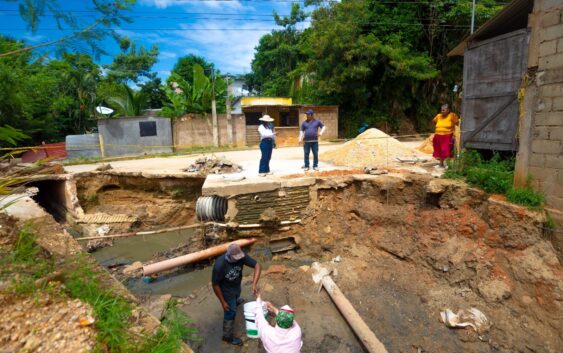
top-left (259, 115), bottom-right (274, 122)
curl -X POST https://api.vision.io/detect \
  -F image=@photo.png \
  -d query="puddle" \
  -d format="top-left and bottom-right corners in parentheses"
top-left (92, 229), bottom-right (199, 266)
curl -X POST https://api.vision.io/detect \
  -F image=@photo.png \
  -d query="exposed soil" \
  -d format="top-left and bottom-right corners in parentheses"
top-left (0, 293), bottom-right (96, 353)
top-left (291, 176), bottom-right (561, 353)
top-left (142, 175), bottom-right (562, 353)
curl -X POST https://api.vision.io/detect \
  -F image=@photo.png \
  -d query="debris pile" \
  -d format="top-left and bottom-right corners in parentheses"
top-left (184, 156), bottom-right (242, 174)
top-left (321, 128), bottom-right (424, 168)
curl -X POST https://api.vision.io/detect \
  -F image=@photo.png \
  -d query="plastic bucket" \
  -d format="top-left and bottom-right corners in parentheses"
top-left (243, 301), bottom-right (267, 338)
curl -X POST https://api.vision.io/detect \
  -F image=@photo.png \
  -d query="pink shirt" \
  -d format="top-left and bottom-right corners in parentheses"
top-left (255, 299), bottom-right (302, 353)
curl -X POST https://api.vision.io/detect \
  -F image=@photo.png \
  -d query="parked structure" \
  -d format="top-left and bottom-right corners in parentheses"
top-left (241, 97), bottom-right (338, 146)
top-left (450, 0), bottom-right (563, 223)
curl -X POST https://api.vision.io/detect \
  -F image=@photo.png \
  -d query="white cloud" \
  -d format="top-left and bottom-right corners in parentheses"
top-left (172, 21), bottom-right (276, 74)
top-left (140, 0), bottom-right (250, 10)
top-left (160, 51), bottom-right (177, 59)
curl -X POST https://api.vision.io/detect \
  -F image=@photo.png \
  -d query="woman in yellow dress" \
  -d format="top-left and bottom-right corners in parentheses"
top-left (432, 104), bottom-right (460, 168)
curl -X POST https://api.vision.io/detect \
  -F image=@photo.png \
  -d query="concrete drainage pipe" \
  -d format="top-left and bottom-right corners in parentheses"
top-left (196, 195), bottom-right (227, 221)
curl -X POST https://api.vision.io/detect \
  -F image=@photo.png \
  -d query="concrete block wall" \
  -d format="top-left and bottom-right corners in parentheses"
top-left (516, 1), bottom-right (563, 220)
top-left (98, 116), bottom-right (173, 157)
top-left (172, 113), bottom-right (245, 149)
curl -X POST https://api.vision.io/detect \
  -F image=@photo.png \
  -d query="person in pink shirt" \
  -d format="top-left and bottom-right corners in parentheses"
top-left (255, 295), bottom-right (303, 353)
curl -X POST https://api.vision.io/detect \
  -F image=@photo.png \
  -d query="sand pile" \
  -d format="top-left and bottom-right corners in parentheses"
top-left (321, 128), bottom-right (424, 168)
top-left (417, 134), bottom-right (435, 154)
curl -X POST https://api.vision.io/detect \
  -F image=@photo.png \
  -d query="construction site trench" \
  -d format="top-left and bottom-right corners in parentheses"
top-left (20, 169), bottom-right (562, 353)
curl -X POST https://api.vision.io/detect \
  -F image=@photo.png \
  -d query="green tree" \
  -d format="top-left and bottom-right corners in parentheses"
top-left (107, 84), bottom-right (147, 117)
top-left (161, 64), bottom-right (226, 118)
top-left (245, 3), bottom-right (309, 97)
top-left (105, 37), bottom-right (159, 84)
top-left (248, 0), bottom-right (503, 135)
top-left (1, 0), bottom-right (137, 59)
top-left (171, 55), bottom-right (214, 85)
top-left (139, 75), bottom-right (168, 109)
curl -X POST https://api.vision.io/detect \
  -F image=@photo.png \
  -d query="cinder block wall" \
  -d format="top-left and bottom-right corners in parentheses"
top-left (515, 1), bottom-right (563, 221)
top-left (98, 116), bottom-right (173, 157)
top-left (173, 113), bottom-right (246, 149)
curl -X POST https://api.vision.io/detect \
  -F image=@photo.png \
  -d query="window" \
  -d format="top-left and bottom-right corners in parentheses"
top-left (139, 121), bottom-right (157, 137)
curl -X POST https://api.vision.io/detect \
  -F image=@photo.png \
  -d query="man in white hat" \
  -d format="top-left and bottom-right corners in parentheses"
top-left (258, 115), bottom-right (276, 176)
top-left (212, 243), bottom-right (262, 345)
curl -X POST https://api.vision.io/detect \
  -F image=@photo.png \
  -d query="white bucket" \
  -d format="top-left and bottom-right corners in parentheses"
top-left (243, 301), bottom-right (267, 338)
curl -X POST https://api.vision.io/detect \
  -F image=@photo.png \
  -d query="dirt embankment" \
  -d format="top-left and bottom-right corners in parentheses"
top-left (291, 175), bottom-right (561, 353)
top-left (74, 172), bottom-right (206, 233)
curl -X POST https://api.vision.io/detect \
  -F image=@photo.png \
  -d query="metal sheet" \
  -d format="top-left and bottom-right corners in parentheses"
top-left (461, 29), bottom-right (529, 151)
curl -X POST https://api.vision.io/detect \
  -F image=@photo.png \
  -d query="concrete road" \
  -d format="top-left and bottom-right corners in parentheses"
top-left (64, 141), bottom-right (425, 177)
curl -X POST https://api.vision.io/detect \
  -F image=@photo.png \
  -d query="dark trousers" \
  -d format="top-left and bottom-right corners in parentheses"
top-left (224, 296), bottom-right (238, 321)
top-left (259, 138), bottom-right (273, 173)
top-left (304, 141), bottom-right (319, 168)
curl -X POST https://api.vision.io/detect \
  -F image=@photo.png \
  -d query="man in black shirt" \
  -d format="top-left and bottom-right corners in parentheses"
top-left (212, 243), bottom-right (261, 345)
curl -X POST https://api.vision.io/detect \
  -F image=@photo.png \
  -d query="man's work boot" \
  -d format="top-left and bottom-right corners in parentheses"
top-left (222, 319), bottom-right (243, 346)
top-left (236, 297), bottom-right (245, 306)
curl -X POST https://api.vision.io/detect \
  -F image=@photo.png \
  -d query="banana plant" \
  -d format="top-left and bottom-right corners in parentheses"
top-left (107, 85), bottom-right (148, 117)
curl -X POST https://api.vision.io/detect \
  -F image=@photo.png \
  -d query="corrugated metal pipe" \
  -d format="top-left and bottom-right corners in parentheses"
top-left (196, 195), bottom-right (228, 222)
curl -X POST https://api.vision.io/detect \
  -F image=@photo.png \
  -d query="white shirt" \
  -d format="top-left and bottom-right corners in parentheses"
top-left (258, 124), bottom-right (275, 140)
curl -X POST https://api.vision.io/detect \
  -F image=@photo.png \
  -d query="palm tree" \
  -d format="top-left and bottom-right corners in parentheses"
top-left (107, 85), bottom-right (147, 117)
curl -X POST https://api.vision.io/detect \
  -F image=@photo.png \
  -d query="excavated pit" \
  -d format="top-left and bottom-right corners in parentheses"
top-left (66, 172), bottom-right (560, 353)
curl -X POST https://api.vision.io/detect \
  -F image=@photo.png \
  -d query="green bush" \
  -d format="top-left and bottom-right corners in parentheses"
top-left (445, 151), bottom-right (515, 194)
top-left (506, 187), bottom-right (544, 209)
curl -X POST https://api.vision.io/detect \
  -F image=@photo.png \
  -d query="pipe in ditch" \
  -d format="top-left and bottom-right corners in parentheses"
top-left (143, 237), bottom-right (257, 276)
top-left (196, 195), bottom-right (228, 222)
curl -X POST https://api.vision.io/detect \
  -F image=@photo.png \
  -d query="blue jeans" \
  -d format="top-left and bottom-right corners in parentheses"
top-left (224, 296), bottom-right (238, 321)
top-left (259, 138), bottom-right (273, 173)
top-left (304, 141), bottom-right (319, 168)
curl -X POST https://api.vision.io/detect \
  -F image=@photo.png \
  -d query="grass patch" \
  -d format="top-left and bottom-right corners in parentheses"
top-left (138, 299), bottom-right (200, 353)
top-left (2, 226), bottom-right (198, 353)
top-left (445, 150), bottom-right (514, 194)
top-left (444, 150), bottom-right (544, 209)
top-left (506, 187), bottom-right (544, 209)
top-left (2, 224), bottom-right (53, 294)
top-left (64, 255), bottom-right (134, 352)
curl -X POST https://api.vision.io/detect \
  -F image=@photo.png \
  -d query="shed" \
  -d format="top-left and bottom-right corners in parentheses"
top-left (449, 0), bottom-right (534, 151)
top-left (241, 97), bottom-right (338, 146)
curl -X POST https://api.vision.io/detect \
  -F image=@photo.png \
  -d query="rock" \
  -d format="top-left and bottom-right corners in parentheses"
top-left (23, 335), bottom-right (41, 351)
top-left (323, 225), bottom-right (332, 234)
top-left (521, 296), bottom-right (534, 305)
top-left (146, 294), bottom-right (172, 320)
top-left (123, 261), bottom-right (143, 275)
top-left (266, 265), bottom-right (287, 274)
top-left (263, 283), bottom-right (274, 293)
top-left (299, 265), bottom-right (310, 273)
top-left (95, 163), bottom-right (113, 171)
top-left (478, 279), bottom-right (511, 303)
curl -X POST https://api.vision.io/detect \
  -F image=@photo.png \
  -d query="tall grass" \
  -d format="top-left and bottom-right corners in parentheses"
top-left (445, 150), bottom-right (544, 209)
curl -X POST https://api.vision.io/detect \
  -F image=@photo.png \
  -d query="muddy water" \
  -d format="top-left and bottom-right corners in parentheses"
top-left (92, 229), bottom-right (198, 266)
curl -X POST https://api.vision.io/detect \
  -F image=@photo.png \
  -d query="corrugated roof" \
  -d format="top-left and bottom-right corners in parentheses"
top-left (448, 0), bottom-right (534, 56)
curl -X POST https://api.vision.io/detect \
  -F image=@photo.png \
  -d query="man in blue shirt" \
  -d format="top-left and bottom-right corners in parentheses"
top-left (299, 109), bottom-right (326, 171)
top-left (212, 243), bottom-right (261, 346)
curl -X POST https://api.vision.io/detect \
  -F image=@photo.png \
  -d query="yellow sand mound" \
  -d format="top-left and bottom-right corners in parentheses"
top-left (417, 134), bottom-right (435, 154)
top-left (321, 128), bottom-right (424, 168)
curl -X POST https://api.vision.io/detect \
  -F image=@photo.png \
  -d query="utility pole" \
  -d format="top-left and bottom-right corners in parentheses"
top-left (226, 76), bottom-right (233, 146)
top-left (471, 0), bottom-right (476, 34)
top-left (211, 67), bottom-right (219, 147)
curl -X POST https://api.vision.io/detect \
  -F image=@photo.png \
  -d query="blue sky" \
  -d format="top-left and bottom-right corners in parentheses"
top-left (1, 0), bottom-right (312, 79)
